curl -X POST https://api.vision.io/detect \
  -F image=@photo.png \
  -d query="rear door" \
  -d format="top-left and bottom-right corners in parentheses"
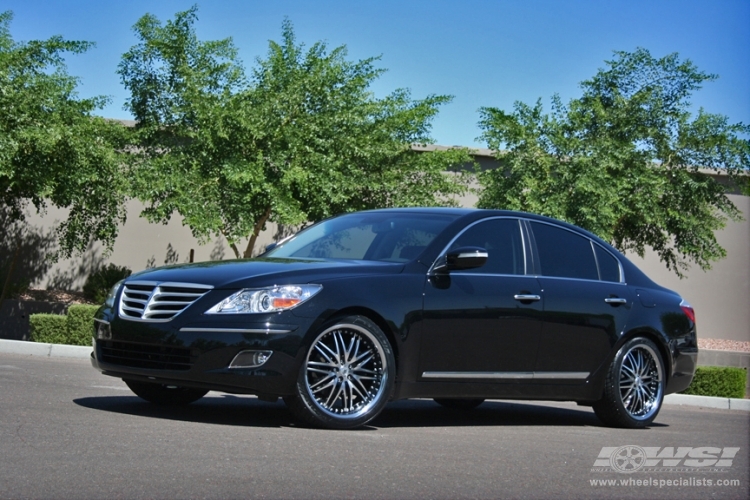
top-left (528, 221), bottom-right (632, 379)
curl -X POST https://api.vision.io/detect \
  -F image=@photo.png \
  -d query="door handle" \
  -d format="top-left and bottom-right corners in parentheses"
top-left (604, 297), bottom-right (627, 305)
top-left (514, 294), bottom-right (541, 302)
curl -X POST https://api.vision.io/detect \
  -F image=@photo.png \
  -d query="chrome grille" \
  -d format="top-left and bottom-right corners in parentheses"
top-left (118, 281), bottom-right (213, 322)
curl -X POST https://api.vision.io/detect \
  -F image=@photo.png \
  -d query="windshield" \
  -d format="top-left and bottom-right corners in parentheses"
top-left (264, 212), bottom-right (458, 262)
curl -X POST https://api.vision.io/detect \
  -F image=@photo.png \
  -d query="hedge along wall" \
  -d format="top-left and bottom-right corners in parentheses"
top-left (681, 366), bottom-right (747, 399)
top-left (29, 305), bottom-right (100, 346)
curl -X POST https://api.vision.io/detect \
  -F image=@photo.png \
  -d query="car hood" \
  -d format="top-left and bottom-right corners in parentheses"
top-left (125, 258), bottom-right (405, 289)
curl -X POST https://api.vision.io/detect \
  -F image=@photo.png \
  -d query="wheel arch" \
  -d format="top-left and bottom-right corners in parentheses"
top-left (617, 327), bottom-right (673, 385)
top-left (312, 306), bottom-right (400, 369)
top-left (587, 327), bottom-right (673, 403)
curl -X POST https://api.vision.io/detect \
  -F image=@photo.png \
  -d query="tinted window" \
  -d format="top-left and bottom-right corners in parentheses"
top-left (531, 222), bottom-right (598, 280)
top-left (266, 213), bottom-right (458, 261)
top-left (449, 218), bottom-right (524, 275)
top-left (594, 244), bottom-right (621, 282)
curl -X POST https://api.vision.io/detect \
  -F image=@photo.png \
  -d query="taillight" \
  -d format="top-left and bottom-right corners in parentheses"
top-left (680, 299), bottom-right (696, 323)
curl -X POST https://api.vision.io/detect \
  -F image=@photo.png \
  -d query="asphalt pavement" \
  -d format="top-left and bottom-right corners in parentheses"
top-left (0, 344), bottom-right (748, 499)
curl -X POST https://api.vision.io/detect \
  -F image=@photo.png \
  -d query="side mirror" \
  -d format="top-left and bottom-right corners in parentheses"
top-left (263, 242), bottom-right (278, 253)
top-left (433, 247), bottom-right (488, 274)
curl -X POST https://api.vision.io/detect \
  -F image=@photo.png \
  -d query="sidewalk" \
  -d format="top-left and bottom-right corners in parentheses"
top-left (0, 338), bottom-right (92, 359)
top-left (1, 338), bottom-right (748, 411)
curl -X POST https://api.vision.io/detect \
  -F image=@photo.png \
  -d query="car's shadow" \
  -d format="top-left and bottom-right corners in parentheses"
top-left (74, 394), bottom-right (663, 429)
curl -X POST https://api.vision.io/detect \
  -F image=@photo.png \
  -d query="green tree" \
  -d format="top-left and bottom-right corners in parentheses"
top-left (477, 48), bottom-right (749, 277)
top-left (0, 11), bottom-right (129, 261)
top-left (120, 8), bottom-right (471, 259)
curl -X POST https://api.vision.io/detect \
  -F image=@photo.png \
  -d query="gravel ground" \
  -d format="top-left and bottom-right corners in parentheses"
top-left (18, 289), bottom-right (94, 305)
top-left (698, 338), bottom-right (750, 352)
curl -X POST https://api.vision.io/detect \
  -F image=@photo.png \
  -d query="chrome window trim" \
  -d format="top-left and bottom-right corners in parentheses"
top-left (530, 274), bottom-right (627, 285)
top-left (429, 217), bottom-right (527, 275)
top-left (591, 240), bottom-right (625, 283)
top-left (179, 327), bottom-right (294, 334)
top-left (449, 272), bottom-right (541, 279)
top-left (526, 219), bottom-right (625, 284)
top-left (422, 371), bottom-right (590, 380)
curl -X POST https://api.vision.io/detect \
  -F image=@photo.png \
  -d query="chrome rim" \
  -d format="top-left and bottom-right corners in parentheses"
top-left (618, 344), bottom-right (663, 420)
top-left (304, 324), bottom-right (387, 419)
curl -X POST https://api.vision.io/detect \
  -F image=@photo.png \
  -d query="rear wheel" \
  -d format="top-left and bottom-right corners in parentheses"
top-left (285, 315), bottom-right (395, 429)
top-left (593, 337), bottom-right (665, 428)
top-left (434, 398), bottom-right (485, 410)
top-left (124, 379), bottom-right (208, 406)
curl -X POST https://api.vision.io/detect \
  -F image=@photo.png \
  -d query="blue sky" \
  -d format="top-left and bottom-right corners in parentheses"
top-left (4, 0), bottom-right (749, 148)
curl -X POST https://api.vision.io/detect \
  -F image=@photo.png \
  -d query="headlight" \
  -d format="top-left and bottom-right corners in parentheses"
top-left (205, 285), bottom-right (322, 314)
top-left (104, 280), bottom-right (124, 308)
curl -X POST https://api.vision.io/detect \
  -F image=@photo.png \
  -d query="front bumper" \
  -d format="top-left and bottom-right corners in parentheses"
top-left (90, 310), bottom-right (316, 396)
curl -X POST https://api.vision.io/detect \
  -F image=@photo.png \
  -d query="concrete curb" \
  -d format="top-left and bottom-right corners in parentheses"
top-left (0, 338), bottom-right (91, 359)
top-left (0, 340), bottom-right (748, 411)
top-left (663, 393), bottom-right (750, 411)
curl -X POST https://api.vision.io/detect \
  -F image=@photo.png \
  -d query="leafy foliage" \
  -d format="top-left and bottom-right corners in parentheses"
top-left (29, 304), bottom-right (99, 346)
top-left (681, 366), bottom-right (747, 399)
top-left (119, 8), bottom-right (471, 258)
top-left (0, 11), bottom-right (129, 259)
top-left (477, 48), bottom-right (749, 276)
top-left (82, 263), bottom-right (132, 304)
top-left (29, 314), bottom-right (68, 344)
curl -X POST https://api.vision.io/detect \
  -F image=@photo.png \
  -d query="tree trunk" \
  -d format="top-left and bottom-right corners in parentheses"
top-left (220, 228), bottom-right (242, 259)
top-left (0, 237), bottom-right (22, 304)
top-left (243, 207), bottom-right (272, 259)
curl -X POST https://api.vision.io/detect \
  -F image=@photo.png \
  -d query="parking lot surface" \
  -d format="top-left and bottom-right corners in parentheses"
top-left (1, 352), bottom-right (747, 499)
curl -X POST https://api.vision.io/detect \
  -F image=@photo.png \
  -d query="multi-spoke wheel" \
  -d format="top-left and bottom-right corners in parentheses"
top-left (124, 379), bottom-right (208, 406)
top-left (285, 315), bottom-right (395, 429)
top-left (434, 398), bottom-right (485, 410)
top-left (593, 337), bottom-right (665, 428)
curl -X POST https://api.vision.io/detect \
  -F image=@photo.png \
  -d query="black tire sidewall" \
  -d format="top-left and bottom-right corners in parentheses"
top-left (595, 337), bottom-right (665, 428)
top-left (291, 315), bottom-right (395, 429)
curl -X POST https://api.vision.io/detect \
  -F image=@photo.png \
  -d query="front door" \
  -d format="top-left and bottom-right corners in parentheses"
top-left (418, 218), bottom-right (543, 379)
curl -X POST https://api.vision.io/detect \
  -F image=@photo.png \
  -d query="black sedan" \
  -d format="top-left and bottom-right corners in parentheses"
top-left (91, 208), bottom-right (697, 429)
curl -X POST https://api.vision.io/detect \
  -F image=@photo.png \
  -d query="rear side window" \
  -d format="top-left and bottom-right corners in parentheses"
top-left (530, 222), bottom-right (598, 280)
top-left (594, 244), bottom-right (621, 282)
top-left (449, 218), bottom-right (525, 275)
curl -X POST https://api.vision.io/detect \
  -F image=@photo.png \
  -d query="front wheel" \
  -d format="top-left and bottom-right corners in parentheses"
top-left (124, 379), bottom-right (208, 406)
top-left (593, 337), bottom-right (665, 428)
top-left (285, 315), bottom-right (395, 429)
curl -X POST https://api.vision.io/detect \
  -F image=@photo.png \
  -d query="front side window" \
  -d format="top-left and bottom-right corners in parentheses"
top-left (448, 218), bottom-right (525, 275)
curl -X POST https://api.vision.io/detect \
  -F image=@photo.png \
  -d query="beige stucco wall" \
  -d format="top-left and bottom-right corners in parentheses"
top-left (15, 189), bottom-right (750, 342)
top-left (626, 194), bottom-right (749, 342)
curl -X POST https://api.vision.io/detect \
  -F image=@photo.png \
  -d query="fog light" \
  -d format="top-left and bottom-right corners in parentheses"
top-left (229, 350), bottom-right (273, 369)
top-left (95, 320), bottom-right (111, 340)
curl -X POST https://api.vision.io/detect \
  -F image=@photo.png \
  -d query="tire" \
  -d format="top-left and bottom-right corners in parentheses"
top-left (593, 337), bottom-right (665, 428)
top-left (434, 398), bottom-right (485, 410)
top-left (124, 379), bottom-right (208, 406)
top-left (285, 315), bottom-right (396, 429)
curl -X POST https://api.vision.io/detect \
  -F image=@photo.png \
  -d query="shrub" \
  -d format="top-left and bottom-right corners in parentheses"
top-left (681, 366), bottom-right (747, 399)
top-left (65, 305), bottom-right (100, 345)
top-left (83, 263), bottom-right (131, 304)
top-left (29, 314), bottom-right (69, 344)
top-left (29, 305), bottom-right (100, 346)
